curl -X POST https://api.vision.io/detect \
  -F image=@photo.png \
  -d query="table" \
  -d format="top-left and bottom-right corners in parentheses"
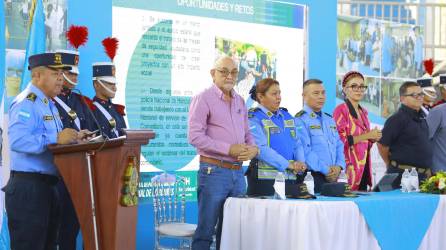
top-left (220, 192), bottom-right (446, 250)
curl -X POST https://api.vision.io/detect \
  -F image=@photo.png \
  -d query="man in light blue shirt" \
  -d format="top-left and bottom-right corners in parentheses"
top-left (3, 52), bottom-right (84, 250)
top-left (295, 79), bottom-right (345, 193)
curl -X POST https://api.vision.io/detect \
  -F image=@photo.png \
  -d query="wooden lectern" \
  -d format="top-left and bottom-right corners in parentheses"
top-left (49, 129), bottom-right (155, 250)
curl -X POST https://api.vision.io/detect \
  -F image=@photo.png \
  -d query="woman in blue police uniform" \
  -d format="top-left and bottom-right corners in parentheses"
top-left (246, 78), bottom-right (307, 196)
top-left (90, 62), bottom-right (127, 139)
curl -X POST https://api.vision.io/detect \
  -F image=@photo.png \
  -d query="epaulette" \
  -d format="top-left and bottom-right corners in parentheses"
top-left (295, 110), bottom-right (305, 117)
top-left (81, 96), bottom-right (96, 111)
top-left (248, 107), bottom-right (260, 113)
top-left (26, 93), bottom-right (37, 102)
top-left (279, 107), bottom-right (288, 112)
top-left (324, 112), bottom-right (333, 117)
top-left (248, 107), bottom-right (259, 118)
top-left (114, 104), bottom-right (126, 116)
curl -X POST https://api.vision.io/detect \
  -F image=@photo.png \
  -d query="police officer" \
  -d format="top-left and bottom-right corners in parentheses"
top-left (54, 50), bottom-right (96, 250)
top-left (246, 78), bottom-right (306, 196)
top-left (3, 52), bottom-right (87, 250)
top-left (295, 79), bottom-right (346, 193)
top-left (91, 62), bottom-right (126, 139)
top-left (417, 77), bottom-right (437, 115)
top-left (378, 81), bottom-right (433, 183)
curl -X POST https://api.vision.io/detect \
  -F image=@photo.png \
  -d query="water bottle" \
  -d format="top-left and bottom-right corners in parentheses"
top-left (304, 172), bottom-right (315, 195)
top-left (273, 172), bottom-right (286, 200)
top-left (410, 167), bottom-right (419, 192)
top-left (401, 169), bottom-right (410, 192)
top-left (338, 169), bottom-right (348, 183)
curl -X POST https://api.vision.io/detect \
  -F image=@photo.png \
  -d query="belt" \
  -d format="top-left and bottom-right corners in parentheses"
top-left (10, 171), bottom-right (59, 186)
top-left (199, 156), bottom-right (242, 170)
top-left (390, 161), bottom-right (432, 178)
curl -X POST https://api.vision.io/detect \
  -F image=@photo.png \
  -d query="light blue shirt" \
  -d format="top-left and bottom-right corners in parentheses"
top-left (249, 105), bottom-right (305, 172)
top-left (9, 84), bottom-right (62, 175)
top-left (295, 105), bottom-right (345, 175)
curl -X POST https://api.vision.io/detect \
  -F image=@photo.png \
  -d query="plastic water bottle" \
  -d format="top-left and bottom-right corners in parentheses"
top-left (338, 170), bottom-right (348, 183)
top-left (410, 167), bottom-right (419, 192)
top-left (274, 172), bottom-right (286, 200)
top-left (401, 169), bottom-right (410, 192)
top-left (304, 172), bottom-right (315, 195)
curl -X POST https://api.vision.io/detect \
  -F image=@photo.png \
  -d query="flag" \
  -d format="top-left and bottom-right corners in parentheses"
top-left (20, 0), bottom-right (46, 90)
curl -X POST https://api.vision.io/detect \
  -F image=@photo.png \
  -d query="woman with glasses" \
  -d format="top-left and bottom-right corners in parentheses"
top-left (333, 71), bottom-right (381, 191)
top-left (246, 78), bottom-right (307, 196)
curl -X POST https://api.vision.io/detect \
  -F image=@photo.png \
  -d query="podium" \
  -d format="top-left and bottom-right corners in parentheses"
top-left (49, 129), bottom-right (155, 250)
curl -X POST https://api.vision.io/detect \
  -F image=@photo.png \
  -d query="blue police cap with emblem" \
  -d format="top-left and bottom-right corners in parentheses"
top-left (28, 52), bottom-right (72, 70)
top-left (55, 50), bottom-right (80, 74)
top-left (440, 74), bottom-right (446, 85)
top-left (92, 62), bottom-right (116, 84)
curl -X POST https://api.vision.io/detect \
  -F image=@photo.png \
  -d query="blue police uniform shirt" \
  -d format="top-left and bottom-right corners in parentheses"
top-left (92, 97), bottom-right (126, 139)
top-left (295, 105), bottom-right (345, 175)
top-left (249, 105), bottom-right (305, 172)
top-left (55, 89), bottom-right (97, 131)
top-left (9, 84), bottom-right (63, 176)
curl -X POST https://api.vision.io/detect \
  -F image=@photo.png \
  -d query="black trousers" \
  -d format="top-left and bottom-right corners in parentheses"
top-left (3, 172), bottom-right (60, 250)
top-left (56, 180), bottom-right (80, 250)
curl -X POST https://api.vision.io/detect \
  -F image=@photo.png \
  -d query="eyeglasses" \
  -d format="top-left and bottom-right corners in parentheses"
top-left (346, 84), bottom-right (368, 91)
top-left (403, 92), bottom-right (424, 98)
top-left (215, 68), bottom-right (239, 78)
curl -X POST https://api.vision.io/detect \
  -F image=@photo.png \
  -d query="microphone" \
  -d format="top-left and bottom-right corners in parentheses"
top-left (72, 88), bottom-right (110, 142)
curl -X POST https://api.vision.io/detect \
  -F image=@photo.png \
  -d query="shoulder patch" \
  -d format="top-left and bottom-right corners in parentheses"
top-left (295, 110), bottom-right (305, 117)
top-left (18, 110), bottom-right (31, 120)
top-left (26, 93), bottom-right (37, 102)
top-left (324, 112), bottom-right (333, 117)
top-left (114, 104), bottom-right (126, 116)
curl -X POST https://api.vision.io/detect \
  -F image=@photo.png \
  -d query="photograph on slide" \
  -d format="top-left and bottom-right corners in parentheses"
top-left (215, 37), bottom-right (277, 106)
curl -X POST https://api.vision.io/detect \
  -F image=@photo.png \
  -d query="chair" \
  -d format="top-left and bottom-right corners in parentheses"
top-left (151, 173), bottom-right (197, 250)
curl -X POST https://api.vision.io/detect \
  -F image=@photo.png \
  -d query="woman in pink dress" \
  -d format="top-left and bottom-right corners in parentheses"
top-left (333, 71), bottom-right (382, 191)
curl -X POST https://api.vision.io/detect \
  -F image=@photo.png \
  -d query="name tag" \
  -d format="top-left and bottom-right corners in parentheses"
top-left (43, 115), bottom-right (54, 121)
top-left (310, 125), bottom-right (321, 129)
top-left (270, 127), bottom-right (280, 134)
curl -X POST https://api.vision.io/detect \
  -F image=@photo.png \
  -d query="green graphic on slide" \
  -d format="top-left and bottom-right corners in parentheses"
top-left (125, 20), bottom-right (196, 172)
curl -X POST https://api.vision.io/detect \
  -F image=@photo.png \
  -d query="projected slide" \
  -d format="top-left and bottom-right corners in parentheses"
top-left (112, 0), bottom-right (305, 199)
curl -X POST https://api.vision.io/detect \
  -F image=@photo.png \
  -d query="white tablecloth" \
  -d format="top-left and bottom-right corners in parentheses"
top-left (220, 196), bottom-right (446, 250)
